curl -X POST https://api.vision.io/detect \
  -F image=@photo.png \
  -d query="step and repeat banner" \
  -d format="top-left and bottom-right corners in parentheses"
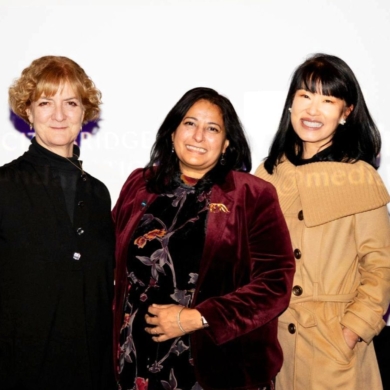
top-left (1, 0), bottom-right (390, 205)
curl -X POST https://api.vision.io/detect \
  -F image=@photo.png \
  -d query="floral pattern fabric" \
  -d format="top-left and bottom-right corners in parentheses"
top-left (118, 179), bottom-right (210, 390)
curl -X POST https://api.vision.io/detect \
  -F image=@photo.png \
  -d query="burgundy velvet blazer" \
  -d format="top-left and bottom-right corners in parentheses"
top-left (112, 168), bottom-right (295, 390)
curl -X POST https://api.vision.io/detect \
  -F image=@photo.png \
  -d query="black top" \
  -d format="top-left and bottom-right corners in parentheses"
top-left (29, 138), bottom-right (83, 222)
top-left (0, 140), bottom-right (116, 390)
top-left (289, 146), bottom-right (333, 166)
top-left (119, 174), bottom-right (210, 390)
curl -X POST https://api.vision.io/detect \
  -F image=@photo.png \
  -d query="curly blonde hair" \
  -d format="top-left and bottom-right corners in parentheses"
top-left (9, 56), bottom-right (102, 124)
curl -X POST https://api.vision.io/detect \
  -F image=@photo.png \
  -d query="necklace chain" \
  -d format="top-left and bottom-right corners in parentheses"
top-left (65, 154), bottom-right (87, 181)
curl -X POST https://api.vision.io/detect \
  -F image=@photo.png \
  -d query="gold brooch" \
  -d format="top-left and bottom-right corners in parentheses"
top-left (209, 203), bottom-right (230, 213)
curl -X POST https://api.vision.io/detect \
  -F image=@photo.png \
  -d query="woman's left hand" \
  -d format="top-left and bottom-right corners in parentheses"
top-left (342, 326), bottom-right (361, 349)
top-left (145, 304), bottom-right (203, 342)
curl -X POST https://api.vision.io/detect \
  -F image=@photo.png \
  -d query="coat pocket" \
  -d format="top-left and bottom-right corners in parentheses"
top-left (316, 316), bottom-right (355, 365)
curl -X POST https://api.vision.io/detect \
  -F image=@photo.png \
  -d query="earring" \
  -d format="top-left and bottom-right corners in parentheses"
top-left (339, 119), bottom-right (346, 125)
top-left (171, 142), bottom-right (175, 153)
top-left (220, 153), bottom-right (226, 166)
top-left (29, 122), bottom-right (32, 130)
top-left (288, 108), bottom-right (292, 113)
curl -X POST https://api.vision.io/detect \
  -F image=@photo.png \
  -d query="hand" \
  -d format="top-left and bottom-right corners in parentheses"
top-left (144, 304), bottom-right (203, 342)
top-left (342, 326), bottom-right (361, 350)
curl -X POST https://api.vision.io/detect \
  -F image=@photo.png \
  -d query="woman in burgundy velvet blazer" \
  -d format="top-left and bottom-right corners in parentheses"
top-left (112, 87), bottom-right (295, 390)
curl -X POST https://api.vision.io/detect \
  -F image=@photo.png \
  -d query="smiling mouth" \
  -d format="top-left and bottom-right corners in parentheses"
top-left (302, 120), bottom-right (323, 128)
top-left (186, 145), bottom-right (207, 153)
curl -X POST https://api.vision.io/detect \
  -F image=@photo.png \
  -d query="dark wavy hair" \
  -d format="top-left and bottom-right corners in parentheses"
top-left (145, 87), bottom-right (252, 193)
top-left (264, 53), bottom-right (381, 173)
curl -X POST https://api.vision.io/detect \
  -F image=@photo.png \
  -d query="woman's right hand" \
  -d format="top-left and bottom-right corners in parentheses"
top-left (144, 304), bottom-right (204, 342)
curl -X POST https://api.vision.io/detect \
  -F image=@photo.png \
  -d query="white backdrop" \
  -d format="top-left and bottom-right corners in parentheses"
top-left (1, 0), bottom-right (390, 205)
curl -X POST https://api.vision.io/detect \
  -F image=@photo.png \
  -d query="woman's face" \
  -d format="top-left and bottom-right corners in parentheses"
top-left (26, 82), bottom-right (85, 157)
top-left (172, 99), bottom-right (229, 178)
top-left (290, 89), bottom-right (353, 159)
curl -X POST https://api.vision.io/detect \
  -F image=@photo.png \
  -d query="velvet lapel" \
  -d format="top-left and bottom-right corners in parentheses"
top-left (118, 186), bottom-right (158, 264)
top-left (196, 176), bottom-right (235, 291)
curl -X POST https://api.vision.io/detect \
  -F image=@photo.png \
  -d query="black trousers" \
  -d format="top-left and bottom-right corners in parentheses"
top-left (374, 326), bottom-right (390, 390)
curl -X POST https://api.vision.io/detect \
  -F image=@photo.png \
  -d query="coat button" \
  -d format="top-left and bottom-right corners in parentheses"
top-left (73, 252), bottom-right (81, 260)
top-left (292, 285), bottom-right (303, 296)
top-left (294, 249), bottom-right (302, 259)
top-left (78, 201), bottom-right (84, 207)
top-left (76, 227), bottom-right (84, 235)
top-left (288, 323), bottom-right (296, 334)
top-left (298, 210), bottom-right (304, 220)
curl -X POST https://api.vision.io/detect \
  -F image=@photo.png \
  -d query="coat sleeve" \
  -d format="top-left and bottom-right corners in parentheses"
top-left (195, 182), bottom-right (296, 345)
top-left (341, 205), bottom-right (390, 342)
top-left (112, 168), bottom-right (144, 229)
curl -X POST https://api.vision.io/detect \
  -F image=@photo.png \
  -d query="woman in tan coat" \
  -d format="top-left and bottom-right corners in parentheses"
top-left (256, 53), bottom-right (390, 390)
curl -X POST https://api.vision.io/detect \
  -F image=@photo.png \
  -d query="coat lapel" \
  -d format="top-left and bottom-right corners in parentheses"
top-left (117, 186), bottom-right (158, 263)
top-left (196, 178), bottom-right (235, 288)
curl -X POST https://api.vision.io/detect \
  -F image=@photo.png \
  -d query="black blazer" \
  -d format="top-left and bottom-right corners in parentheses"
top-left (0, 149), bottom-right (115, 390)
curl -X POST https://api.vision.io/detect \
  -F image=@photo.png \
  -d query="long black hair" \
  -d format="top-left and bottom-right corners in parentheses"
top-left (145, 87), bottom-right (251, 193)
top-left (264, 53), bottom-right (381, 173)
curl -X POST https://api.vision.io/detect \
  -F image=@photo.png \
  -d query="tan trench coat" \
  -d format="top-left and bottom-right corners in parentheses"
top-left (256, 159), bottom-right (390, 390)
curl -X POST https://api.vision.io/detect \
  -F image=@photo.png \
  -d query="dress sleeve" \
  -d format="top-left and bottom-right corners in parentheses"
top-left (341, 205), bottom-right (390, 342)
top-left (195, 183), bottom-right (296, 345)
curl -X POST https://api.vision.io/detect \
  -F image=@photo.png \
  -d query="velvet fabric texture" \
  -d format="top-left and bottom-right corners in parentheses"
top-left (118, 180), bottom-right (208, 389)
top-left (113, 168), bottom-right (295, 390)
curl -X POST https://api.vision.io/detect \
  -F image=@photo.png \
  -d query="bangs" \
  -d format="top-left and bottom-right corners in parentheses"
top-left (295, 65), bottom-right (348, 99)
top-left (31, 67), bottom-right (82, 102)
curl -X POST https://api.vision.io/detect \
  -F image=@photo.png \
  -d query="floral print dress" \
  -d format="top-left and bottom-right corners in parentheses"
top-left (118, 176), bottom-right (210, 390)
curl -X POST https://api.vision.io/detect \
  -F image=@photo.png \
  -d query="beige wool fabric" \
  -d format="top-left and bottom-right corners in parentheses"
top-left (256, 159), bottom-right (390, 390)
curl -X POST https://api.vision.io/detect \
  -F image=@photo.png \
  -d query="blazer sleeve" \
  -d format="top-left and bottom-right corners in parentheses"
top-left (195, 182), bottom-right (296, 345)
top-left (112, 168), bottom-right (144, 229)
top-left (341, 205), bottom-right (390, 342)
